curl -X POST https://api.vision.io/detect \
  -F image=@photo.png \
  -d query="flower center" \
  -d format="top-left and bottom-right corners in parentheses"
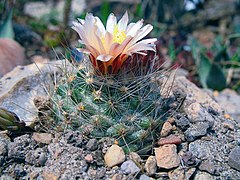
top-left (113, 25), bottom-right (126, 44)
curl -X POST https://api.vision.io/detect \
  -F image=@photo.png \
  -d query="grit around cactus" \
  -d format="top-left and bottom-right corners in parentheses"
top-left (49, 12), bottom-right (172, 153)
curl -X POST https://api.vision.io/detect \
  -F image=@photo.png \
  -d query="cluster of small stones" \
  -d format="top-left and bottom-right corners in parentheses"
top-left (0, 76), bottom-right (240, 179)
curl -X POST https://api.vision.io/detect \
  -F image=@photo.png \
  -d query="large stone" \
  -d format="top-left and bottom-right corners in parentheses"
top-left (25, 148), bottom-right (47, 166)
top-left (213, 89), bottom-right (240, 123)
top-left (139, 174), bottom-right (151, 180)
top-left (172, 77), bottom-right (222, 112)
top-left (154, 144), bottom-right (180, 169)
top-left (86, 139), bottom-right (98, 151)
top-left (0, 60), bottom-right (73, 126)
top-left (104, 144), bottom-right (125, 168)
top-left (0, 38), bottom-right (25, 77)
top-left (228, 147), bottom-right (240, 171)
top-left (214, 89), bottom-right (240, 115)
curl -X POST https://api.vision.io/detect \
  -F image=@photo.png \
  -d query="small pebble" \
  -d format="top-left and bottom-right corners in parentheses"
top-left (120, 160), bottom-right (140, 175)
top-left (104, 145), bottom-right (125, 168)
top-left (145, 156), bottom-right (157, 176)
top-left (160, 122), bottom-right (173, 137)
top-left (139, 174), bottom-right (151, 180)
top-left (222, 122), bottom-right (234, 130)
top-left (32, 133), bottom-right (53, 144)
top-left (224, 114), bottom-right (232, 119)
top-left (129, 152), bottom-right (142, 164)
top-left (85, 154), bottom-right (93, 163)
top-left (38, 152), bottom-right (47, 166)
top-left (86, 139), bottom-right (98, 151)
top-left (175, 116), bottom-right (190, 130)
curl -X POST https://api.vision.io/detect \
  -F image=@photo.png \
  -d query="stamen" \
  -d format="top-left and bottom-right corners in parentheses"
top-left (113, 25), bottom-right (126, 44)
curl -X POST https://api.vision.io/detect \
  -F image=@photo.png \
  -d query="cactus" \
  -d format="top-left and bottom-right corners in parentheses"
top-left (49, 54), bottom-right (171, 153)
top-left (0, 108), bottom-right (26, 131)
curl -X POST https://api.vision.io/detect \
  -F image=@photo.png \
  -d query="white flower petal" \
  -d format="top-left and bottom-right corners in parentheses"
top-left (78, 40), bottom-right (85, 44)
top-left (134, 24), bottom-right (153, 42)
top-left (125, 43), bottom-right (156, 55)
top-left (85, 13), bottom-right (95, 22)
top-left (72, 21), bottom-right (84, 36)
top-left (95, 17), bottom-right (106, 36)
top-left (94, 32), bottom-right (106, 54)
top-left (138, 38), bottom-right (157, 44)
top-left (123, 25), bottom-right (155, 51)
top-left (109, 36), bottom-right (133, 58)
top-left (104, 32), bottom-right (113, 52)
top-left (126, 23), bottom-right (135, 32)
top-left (86, 45), bottom-right (99, 58)
top-left (72, 22), bottom-right (89, 45)
top-left (82, 14), bottom-right (97, 44)
top-left (126, 19), bottom-right (143, 36)
top-left (76, 48), bottom-right (91, 54)
top-left (97, 54), bottom-right (113, 62)
top-left (106, 13), bottom-right (117, 33)
top-left (77, 18), bottom-right (85, 25)
top-left (118, 11), bottom-right (128, 31)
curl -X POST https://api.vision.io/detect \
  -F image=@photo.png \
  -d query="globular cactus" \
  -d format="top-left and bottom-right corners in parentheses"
top-left (50, 55), bottom-right (170, 153)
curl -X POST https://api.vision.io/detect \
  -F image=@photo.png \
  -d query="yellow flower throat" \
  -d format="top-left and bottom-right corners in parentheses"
top-left (113, 25), bottom-right (126, 44)
top-left (101, 25), bottom-right (126, 45)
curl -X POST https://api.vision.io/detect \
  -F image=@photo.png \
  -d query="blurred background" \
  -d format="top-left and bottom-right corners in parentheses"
top-left (0, 0), bottom-right (240, 92)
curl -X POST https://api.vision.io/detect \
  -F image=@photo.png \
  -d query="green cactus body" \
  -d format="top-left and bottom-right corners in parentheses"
top-left (51, 59), bottom-right (169, 153)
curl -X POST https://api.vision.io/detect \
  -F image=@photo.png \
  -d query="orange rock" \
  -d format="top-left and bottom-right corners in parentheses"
top-left (158, 135), bottom-right (181, 146)
top-left (0, 38), bottom-right (25, 76)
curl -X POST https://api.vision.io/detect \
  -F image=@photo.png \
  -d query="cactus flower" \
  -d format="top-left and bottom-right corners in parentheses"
top-left (72, 12), bottom-right (157, 74)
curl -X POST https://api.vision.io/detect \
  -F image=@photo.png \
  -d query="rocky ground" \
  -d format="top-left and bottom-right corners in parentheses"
top-left (0, 61), bottom-right (240, 179)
